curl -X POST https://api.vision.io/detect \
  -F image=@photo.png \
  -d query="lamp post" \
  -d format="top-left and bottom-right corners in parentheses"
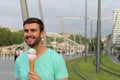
top-left (84, 0), bottom-right (88, 62)
top-left (89, 18), bottom-right (96, 54)
top-left (96, 0), bottom-right (101, 73)
top-left (90, 20), bottom-right (93, 54)
top-left (78, 31), bottom-right (84, 54)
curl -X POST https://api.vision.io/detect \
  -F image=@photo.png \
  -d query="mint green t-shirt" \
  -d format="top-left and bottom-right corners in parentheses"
top-left (14, 48), bottom-right (68, 80)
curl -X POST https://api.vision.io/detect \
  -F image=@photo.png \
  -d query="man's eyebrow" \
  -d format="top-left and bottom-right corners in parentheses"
top-left (24, 28), bottom-right (36, 30)
top-left (24, 28), bottom-right (38, 31)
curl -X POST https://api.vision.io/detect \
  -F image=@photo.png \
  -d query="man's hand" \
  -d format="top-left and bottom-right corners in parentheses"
top-left (60, 78), bottom-right (69, 80)
top-left (28, 72), bottom-right (41, 80)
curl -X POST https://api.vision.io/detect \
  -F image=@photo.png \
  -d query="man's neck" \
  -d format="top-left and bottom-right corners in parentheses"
top-left (33, 42), bottom-right (47, 58)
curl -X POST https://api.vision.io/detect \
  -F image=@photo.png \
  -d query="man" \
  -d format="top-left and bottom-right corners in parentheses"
top-left (14, 17), bottom-right (69, 80)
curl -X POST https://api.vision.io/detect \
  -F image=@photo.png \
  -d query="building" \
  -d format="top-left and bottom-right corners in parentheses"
top-left (113, 9), bottom-right (120, 47)
top-left (105, 34), bottom-right (111, 48)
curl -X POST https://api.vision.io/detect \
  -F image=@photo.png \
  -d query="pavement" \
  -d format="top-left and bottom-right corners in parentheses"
top-left (109, 55), bottom-right (120, 65)
top-left (0, 59), bottom-right (15, 80)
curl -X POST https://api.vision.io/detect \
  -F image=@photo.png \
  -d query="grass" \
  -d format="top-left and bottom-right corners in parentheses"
top-left (100, 55), bottom-right (120, 75)
top-left (66, 58), bottom-right (82, 80)
top-left (66, 55), bottom-right (120, 80)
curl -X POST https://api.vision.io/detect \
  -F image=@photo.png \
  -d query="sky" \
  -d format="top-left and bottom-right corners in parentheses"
top-left (0, 0), bottom-right (120, 38)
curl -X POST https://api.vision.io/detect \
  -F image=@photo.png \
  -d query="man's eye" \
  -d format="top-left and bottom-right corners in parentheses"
top-left (24, 29), bottom-right (28, 32)
top-left (31, 29), bottom-right (36, 32)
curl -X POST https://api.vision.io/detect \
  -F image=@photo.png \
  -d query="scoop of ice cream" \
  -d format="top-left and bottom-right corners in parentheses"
top-left (28, 48), bottom-right (36, 54)
top-left (28, 48), bottom-right (36, 60)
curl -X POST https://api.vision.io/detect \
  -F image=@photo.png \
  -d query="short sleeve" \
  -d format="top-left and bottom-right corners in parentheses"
top-left (52, 54), bottom-right (68, 79)
top-left (14, 61), bottom-right (20, 78)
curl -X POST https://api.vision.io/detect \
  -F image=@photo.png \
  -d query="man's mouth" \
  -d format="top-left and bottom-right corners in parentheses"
top-left (25, 36), bottom-right (35, 43)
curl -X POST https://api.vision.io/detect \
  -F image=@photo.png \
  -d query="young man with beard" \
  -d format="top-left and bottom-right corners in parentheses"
top-left (14, 17), bottom-right (69, 80)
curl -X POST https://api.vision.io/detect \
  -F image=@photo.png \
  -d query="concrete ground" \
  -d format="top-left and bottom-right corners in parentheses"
top-left (0, 59), bottom-right (15, 80)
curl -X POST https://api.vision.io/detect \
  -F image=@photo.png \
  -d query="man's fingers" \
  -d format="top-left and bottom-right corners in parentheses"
top-left (28, 72), bottom-right (34, 80)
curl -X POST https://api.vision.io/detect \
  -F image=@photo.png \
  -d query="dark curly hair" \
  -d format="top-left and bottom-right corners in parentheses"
top-left (23, 17), bottom-right (44, 31)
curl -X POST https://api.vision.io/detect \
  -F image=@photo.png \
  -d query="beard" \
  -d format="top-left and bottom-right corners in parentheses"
top-left (25, 35), bottom-right (41, 48)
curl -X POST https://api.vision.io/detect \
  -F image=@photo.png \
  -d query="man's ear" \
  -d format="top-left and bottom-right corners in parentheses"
top-left (41, 30), bottom-right (45, 38)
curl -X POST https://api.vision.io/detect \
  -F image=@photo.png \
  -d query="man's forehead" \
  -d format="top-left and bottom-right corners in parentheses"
top-left (24, 23), bottom-right (39, 29)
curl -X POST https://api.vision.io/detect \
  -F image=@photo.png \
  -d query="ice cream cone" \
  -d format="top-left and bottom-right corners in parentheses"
top-left (29, 58), bottom-right (35, 72)
top-left (28, 48), bottom-right (36, 72)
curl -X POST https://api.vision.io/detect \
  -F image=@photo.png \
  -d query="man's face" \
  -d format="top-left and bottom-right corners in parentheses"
top-left (24, 23), bottom-right (42, 47)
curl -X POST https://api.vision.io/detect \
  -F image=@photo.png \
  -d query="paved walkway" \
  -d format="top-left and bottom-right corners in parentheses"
top-left (0, 59), bottom-right (15, 80)
top-left (110, 56), bottom-right (120, 65)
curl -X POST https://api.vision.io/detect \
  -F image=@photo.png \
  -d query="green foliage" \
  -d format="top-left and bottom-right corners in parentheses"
top-left (47, 45), bottom-right (54, 49)
top-left (0, 28), bottom-right (12, 46)
top-left (46, 36), bottom-right (64, 45)
top-left (46, 36), bottom-right (54, 45)
top-left (88, 37), bottom-right (104, 51)
top-left (69, 34), bottom-right (86, 44)
top-left (56, 38), bottom-right (64, 43)
top-left (100, 40), bottom-right (104, 50)
top-left (116, 47), bottom-right (120, 50)
top-left (11, 30), bottom-right (24, 44)
top-left (0, 27), bottom-right (24, 46)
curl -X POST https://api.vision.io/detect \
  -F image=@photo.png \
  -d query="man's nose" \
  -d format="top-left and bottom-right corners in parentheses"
top-left (26, 30), bottom-right (32, 36)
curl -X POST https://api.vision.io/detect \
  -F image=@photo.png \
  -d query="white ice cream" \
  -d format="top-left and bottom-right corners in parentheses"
top-left (28, 48), bottom-right (36, 59)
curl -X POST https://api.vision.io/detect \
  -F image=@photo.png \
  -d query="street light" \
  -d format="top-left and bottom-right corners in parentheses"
top-left (84, 0), bottom-right (88, 62)
top-left (96, 0), bottom-right (101, 73)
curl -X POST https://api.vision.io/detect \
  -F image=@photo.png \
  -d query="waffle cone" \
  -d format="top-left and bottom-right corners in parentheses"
top-left (29, 59), bottom-right (35, 72)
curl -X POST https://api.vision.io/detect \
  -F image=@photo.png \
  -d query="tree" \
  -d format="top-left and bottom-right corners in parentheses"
top-left (46, 36), bottom-right (54, 45)
top-left (56, 38), bottom-right (64, 43)
top-left (88, 37), bottom-right (104, 52)
top-left (0, 27), bottom-right (24, 46)
top-left (69, 34), bottom-right (87, 44)
top-left (0, 27), bottom-right (12, 46)
top-left (11, 30), bottom-right (24, 44)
